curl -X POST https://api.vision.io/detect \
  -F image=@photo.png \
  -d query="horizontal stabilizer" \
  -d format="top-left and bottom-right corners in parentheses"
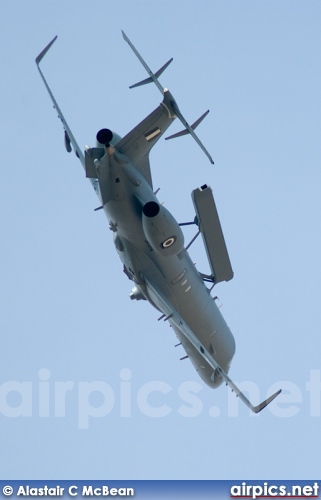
top-left (166, 110), bottom-right (209, 140)
top-left (192, 185), bottom-right (233, 284)
top-left (129, 58), bottom-right (173, 89)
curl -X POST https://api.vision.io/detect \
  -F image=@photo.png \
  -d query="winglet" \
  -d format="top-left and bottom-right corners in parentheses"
top-left (215, 366), bottom-right (282, 414)
top-left (252, 389), bottom-right (282, 413)
top-left (35, 36), bottom-right (57, 65)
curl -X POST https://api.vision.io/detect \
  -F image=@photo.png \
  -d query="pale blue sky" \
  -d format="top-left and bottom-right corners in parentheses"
top-left (1, 0), bottom-right (321, 479)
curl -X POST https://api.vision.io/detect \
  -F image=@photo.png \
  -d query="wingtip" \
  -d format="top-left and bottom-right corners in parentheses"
top-left (253, 388), bottom-right (282, 413)
top-left (35, 35), bottom-right (57, 65)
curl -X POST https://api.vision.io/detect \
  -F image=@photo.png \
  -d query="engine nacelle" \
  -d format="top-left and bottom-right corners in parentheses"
top-left (96, 129), bottom-right (122, 147)
top-left (142, 201), bottom-right (184, 256)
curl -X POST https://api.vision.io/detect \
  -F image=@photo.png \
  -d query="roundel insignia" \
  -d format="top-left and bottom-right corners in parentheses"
top-left (161, 236), bottom-right (176, 248)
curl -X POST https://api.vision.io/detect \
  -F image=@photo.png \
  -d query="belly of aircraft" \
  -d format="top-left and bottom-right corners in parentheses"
top-left (119, 241), bottom-right (236, 387)
top-left (104, 188), bottom-right (235, 388)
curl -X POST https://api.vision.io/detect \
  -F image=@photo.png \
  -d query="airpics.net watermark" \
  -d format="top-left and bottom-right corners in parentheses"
top-left (0, 369), bottom-right (321, 429)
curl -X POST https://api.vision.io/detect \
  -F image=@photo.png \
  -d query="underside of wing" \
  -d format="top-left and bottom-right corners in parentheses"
top-left (35, 36), bottom-right (85, 168)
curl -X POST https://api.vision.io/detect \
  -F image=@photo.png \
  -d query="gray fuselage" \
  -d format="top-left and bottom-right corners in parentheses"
top-left (100, 146), bottom-right (235, 388)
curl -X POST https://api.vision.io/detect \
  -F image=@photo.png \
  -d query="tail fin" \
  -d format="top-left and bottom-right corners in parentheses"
top-left (122, 30), bottom-right (214, 164)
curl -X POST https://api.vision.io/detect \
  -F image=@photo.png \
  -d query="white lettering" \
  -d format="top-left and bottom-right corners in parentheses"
top-left (17, 486), bottom-right (27, 496)
top-left (69, 486), bottom-right (78, 496)
top-left (82, 485), bottom-right (94, 496)
top-left (17, 486), bottom-right (64, 496)
top-left (230, 485), bottom-right (241, 496)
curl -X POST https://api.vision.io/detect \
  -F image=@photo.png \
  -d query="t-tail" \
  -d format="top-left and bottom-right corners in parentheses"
top-left (122, 30), bottom-right (214, 165)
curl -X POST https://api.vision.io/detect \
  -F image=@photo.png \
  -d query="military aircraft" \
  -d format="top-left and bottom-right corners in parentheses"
top-left (36, 32), bottom-right (281, 413)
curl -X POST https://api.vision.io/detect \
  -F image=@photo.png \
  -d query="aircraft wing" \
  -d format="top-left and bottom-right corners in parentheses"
top-left (144, 277), bottom-right (281, 414)
top-left (36, 37), bottom-right (102, 199)
top-left (115, 90), bottom-right (176, 187)
top-left (35, 36), bottom-right (85, 168)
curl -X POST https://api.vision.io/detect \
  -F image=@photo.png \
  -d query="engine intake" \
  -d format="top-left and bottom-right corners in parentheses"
top-left (142, 201), bottom-right (184, 256)
top-left (143, 201), bottom-right (160, 218)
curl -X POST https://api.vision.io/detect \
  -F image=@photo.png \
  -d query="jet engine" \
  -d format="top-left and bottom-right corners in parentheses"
top-left (96, 128), bottom-right (122, 147)
top-left (142, 201), bottom-right (184, 256)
